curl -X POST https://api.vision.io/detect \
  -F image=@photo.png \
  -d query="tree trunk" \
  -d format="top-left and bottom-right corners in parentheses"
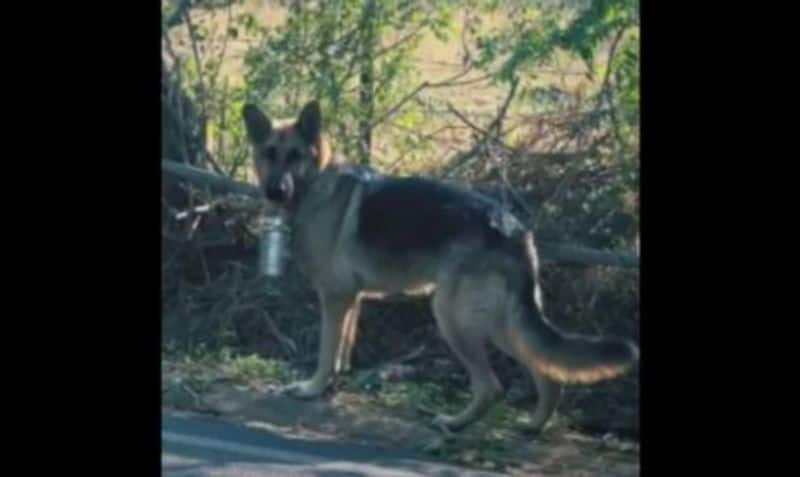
top-left (162, 66), bottom-right (207, 167)
top-left (357, 0), bottom-right (378, 165)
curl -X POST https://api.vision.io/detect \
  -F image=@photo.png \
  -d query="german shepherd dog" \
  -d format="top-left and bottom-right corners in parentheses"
top-left (242, 100), bottom-right (639, 432)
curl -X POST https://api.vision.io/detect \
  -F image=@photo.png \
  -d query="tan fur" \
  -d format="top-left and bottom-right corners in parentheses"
top-left (242, 100), bottom-right (639, 433)
top-left (316, 134), bottom-right (332, 170)
top-left (334, 296), bottom-right (360, 373)
top-left (509, 332), bottom-right (633, 383)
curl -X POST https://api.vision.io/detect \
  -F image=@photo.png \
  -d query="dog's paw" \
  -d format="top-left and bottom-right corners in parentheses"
top-left (278, 380), bottom-right (325, 399)
top-left (333, 358), bottom-right (351, 375)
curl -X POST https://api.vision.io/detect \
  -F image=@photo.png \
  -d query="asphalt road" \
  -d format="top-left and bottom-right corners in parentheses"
top-left (162, 410), bottom-right (508, 477)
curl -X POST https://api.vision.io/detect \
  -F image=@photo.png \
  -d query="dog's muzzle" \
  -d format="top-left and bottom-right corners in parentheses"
top-left (264, 174), bottom-right (294, 203)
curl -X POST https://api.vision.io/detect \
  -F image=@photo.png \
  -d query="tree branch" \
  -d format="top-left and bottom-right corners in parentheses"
top-left (598, 25), bottom-right (630, 151)
top-left (440, 77), bottom-right (520, 178)
top-left (489, 76), bottom-right (519, 135)
top-left (367, 64), bottom-right (477, 131)
top-left (164, 0), bottom-right (192, 30)
top-left (374, 21), bottom-right (429, 57)
top-left (446, 104), bottom-right (492, 138)
top-left (162, 160), bottom-right (260, 198)
top-left (182, 8), bottom-right (227, 176)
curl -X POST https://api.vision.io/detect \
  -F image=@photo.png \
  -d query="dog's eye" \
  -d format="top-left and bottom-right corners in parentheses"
top-left (287, 149), bottom-right (300, 163)
top-left (264, 146), bottom-right (277, 161)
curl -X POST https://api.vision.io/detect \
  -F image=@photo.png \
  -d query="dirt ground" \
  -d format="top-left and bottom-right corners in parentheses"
top-left (163, 363), bottom-right (639, 477)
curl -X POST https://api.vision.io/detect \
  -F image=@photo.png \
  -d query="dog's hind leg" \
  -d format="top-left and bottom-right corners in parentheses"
top-left (284, 291), bottom-right (358, 398)
top-left (430, 280), bottom-right (503, 432)
top-left (527, 367), bottom-right (562, 430)
top-left (491, 323), bottom-right (562, 431)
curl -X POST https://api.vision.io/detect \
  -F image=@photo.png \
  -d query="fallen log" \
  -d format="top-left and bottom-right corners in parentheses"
top-left (162, 160), bottom-right (639, 269)
top-left (162, 159), bottom-right (260, 197)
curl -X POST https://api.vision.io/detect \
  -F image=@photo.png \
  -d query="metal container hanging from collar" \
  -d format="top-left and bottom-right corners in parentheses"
top-left (259, 215), bottom-right (290, 277)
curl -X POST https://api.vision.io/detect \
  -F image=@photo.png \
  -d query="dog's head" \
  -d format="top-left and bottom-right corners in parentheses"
top-left (242, 100), bottom-right (331, 207)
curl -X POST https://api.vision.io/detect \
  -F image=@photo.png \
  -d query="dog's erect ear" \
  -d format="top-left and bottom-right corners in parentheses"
top-left (242, 104), bottom-right (272, 143)
top-left (296, 100), bottom-right (322, 143)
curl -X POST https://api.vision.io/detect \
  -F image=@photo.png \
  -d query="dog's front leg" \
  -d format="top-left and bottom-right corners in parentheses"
top-left (283, 291), bottom-right (358, 399)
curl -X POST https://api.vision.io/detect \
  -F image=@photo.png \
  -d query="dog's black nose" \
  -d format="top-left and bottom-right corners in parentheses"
top-left (265, 175), bottom-right (293, 202)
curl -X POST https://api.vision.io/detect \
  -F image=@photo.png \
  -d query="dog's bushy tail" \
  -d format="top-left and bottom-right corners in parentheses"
top-left (509, 303), bottom-right (639, 383)
top-left (509, 232), bottom-right (639, 384)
